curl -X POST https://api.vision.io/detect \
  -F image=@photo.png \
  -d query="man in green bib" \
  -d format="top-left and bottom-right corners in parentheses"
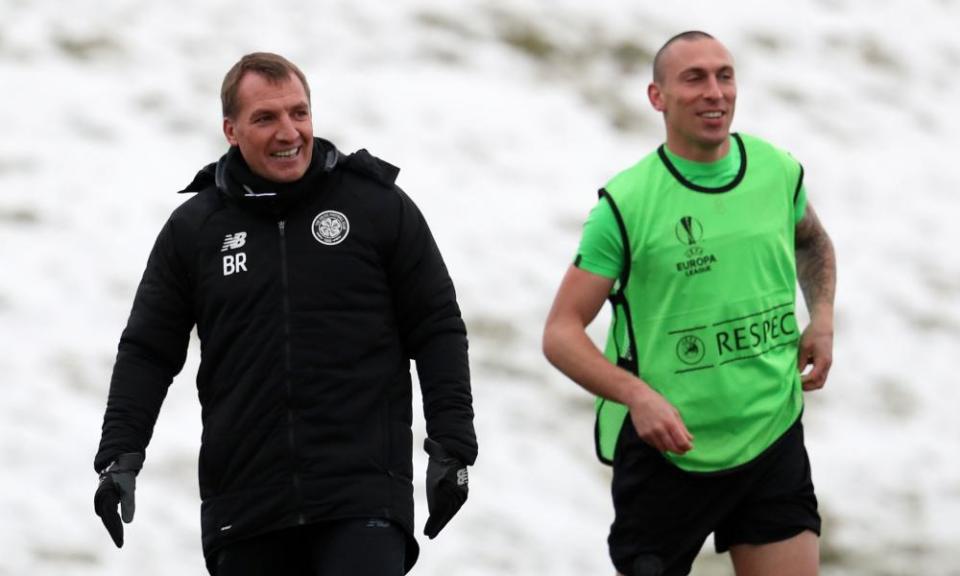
top-left (543, 31), bottom-right (836, 576)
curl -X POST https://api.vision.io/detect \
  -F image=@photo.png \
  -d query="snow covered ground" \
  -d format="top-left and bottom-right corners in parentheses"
top-left (2, 0), bottom-right (960, 574)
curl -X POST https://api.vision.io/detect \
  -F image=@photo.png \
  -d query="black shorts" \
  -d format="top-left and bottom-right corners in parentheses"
top-left (214, 518), bottom-right (406, 576)
top-left (608, 417), bottom-right (820, 576)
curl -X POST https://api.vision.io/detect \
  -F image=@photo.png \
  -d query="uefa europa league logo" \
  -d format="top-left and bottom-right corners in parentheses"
top-left (676, 216), bottom-right (703, 246)
top-left (676, 215), bottom-right (705, 259)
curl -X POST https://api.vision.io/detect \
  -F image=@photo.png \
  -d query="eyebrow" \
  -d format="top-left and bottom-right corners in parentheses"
top-left (679, 64), bottom-right (734, 76)
top-left (247, 100), bottom-right (310, 118)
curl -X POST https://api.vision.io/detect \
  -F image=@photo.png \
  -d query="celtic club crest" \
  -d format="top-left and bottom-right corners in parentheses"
top-left (311, 210), bottom-right (350, 246)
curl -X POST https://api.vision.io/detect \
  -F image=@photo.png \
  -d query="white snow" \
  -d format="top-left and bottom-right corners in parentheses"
top-left (2, 0), bottom-right (960, 574)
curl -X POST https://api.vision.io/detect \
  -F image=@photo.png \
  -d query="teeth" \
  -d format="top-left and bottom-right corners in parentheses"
top-left (272, 147), bottom-right (299, 158)
top-left (701, 112), bottom-right (722, 119)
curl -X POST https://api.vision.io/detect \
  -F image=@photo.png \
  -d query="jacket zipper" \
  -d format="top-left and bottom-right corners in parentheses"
top-left (279, 220), bottom-right (305, 525)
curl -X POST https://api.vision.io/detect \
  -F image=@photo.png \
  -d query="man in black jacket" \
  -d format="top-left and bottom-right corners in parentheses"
top-left (94, 52), bottom-right (478, 575)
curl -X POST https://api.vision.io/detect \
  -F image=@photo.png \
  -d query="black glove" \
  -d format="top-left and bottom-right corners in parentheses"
top-left (94, 452), bottom-right (144, 548)
top-left (632, 554), bottom-right (664, 576)
top-left (423, 438), bottom-right (469, 539)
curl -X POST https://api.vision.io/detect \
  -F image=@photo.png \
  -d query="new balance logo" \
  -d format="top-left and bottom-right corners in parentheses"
top-left (222, 232), bottom-right (247, 252)
top-left (221, 232), bottom-right (248, 276)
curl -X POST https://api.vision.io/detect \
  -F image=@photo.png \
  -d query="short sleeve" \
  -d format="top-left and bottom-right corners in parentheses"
top-left (575, 195), bottom-right (623, 280)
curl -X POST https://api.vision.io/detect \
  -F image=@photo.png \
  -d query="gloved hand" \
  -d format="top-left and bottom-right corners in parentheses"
top-left (632, 554), bottom-right (664, 576)
top-left (94, 452), bottom-right (144, 548)
top-left (423, 438), bottom-right (469, 539)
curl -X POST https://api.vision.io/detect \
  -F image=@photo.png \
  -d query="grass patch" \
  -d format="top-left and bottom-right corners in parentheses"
top-left (747, 32), bottom-right (784, 53)
top-left (580, 87), bottom-right (649, 133)
top-left (610, 40), bottom-right (653, 74)
top-left (416, 10), bottom-right (480, 41)
top-left (52, 32), bottom-right (122, 61)
top-left (487, 11), bottom-right (657, 134)
top-left (498, 20), bottom-right (557, 62)
top-left (858, 36), bottom-right (905, 75)
top-left (466, 314), bottom-right (521, 345)
top-left (0, 207), bottom-right (39, 225)
top-left (33, 547), bottom-right (98, 565)
top-left (770, 84), bottom-right (808, 105)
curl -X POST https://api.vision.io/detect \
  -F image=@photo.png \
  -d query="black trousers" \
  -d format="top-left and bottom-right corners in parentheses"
top-left (215, 518), bottom-right (406, 576)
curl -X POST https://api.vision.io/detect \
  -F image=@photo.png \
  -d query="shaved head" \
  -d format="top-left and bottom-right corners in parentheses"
top-left (652, 30), bottom-right (716, 84)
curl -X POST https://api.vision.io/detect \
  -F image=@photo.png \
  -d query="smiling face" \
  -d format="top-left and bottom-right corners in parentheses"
top-left (223, 71), bottom-right (314, 183)
top-left (648, 37), bottom-right (737, 162)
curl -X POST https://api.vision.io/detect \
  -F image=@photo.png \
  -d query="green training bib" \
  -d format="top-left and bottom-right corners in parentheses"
top-left (580, 133), bottom-right (806, 473)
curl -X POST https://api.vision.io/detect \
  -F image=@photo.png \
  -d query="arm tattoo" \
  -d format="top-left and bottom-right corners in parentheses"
top-left (795, 204), bottom-right (837, 312)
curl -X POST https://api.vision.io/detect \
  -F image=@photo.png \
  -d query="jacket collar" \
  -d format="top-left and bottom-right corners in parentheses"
top-left (179, 137), bottom-right (340, 200)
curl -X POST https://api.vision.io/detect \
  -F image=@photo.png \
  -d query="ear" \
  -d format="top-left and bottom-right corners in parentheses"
top-left (648, 82), bottom-right (665, 112)
top-left (223, 117), bottom-right (238, 146)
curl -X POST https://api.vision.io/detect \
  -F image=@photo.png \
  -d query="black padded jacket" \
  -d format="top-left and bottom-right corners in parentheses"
top-left (94, 139), bottom-right (477, 571)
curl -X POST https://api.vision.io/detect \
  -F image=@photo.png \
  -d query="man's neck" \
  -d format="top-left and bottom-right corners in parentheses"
top-left (664, 134), bottom-right (731, 163)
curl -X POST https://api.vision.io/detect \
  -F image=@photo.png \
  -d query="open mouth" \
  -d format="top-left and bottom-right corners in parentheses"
top-left (699, 111), bottom-right (724, 119)
top-left (271, 146), bottom-right (301, 158)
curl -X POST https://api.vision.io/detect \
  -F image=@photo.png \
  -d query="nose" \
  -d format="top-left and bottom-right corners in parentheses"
top-left (703, 76), bottom-right (723, 100)
top-left (276, 114), bottom-right (298, 141)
